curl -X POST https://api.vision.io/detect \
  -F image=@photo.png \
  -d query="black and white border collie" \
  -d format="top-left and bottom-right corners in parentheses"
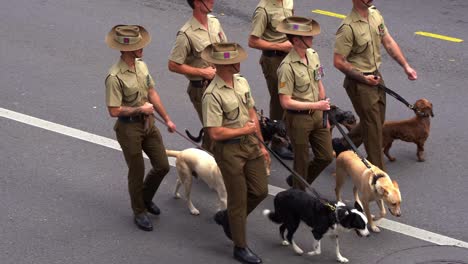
top-left (263, 188), bottom-right (369, 263)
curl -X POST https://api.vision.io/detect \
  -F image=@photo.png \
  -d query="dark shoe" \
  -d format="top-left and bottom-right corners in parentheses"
top-left (233, 247), bottom-right (262, 264)
top-left (134, 213), bottom-right (153, 231)
top-left (214, 210), bottom-right (232, 240)
top-left (144, 201), bottom-right (161, 215)
top-left (332, 137), bottom-right (351, 157)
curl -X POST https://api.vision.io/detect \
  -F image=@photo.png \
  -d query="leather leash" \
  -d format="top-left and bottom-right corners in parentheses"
top-left (328, 108), bottom-right (373, 170)
top-left (253, 133), bottom-right (334, 209)
top-left (152, 113), bottom-right (207, 152)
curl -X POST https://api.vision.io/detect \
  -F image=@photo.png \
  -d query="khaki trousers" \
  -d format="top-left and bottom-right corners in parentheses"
top-left (214, 136), bottom-right (269, 247)
top-left (187, 82), bottom-right (214, 152)
top-left (285, 111), bottom-right (334, 190)
top-left (260, 54), bottom-right (286, 120)
top-left (115, 118), bottom-right (170, 215)
top-left (344, 75), bottom-right (386, 171)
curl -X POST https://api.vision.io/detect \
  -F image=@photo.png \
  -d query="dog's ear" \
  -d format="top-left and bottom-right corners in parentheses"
top-left (392, 180), bottom-right (399, 189)
top-left (376, 185), bottom-right (388, 196)
top-left (354, 201), bottom-right (364, 212)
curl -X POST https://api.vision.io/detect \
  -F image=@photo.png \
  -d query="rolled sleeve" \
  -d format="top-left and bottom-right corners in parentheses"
top-left (105, 75), bottom-right (122, 107)
top-left (249, 8), bottom-right (268, 38)
top-left (277, 63), bottom-right (294, 96)
top-left (203, 94), bottom-right (223, 127)
top-left (168, 33), bottom-right (190, 65)
top-left (334, 24), bottom-right (354, 57)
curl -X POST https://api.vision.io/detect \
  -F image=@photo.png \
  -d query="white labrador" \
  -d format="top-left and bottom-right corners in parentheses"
top-left (166, 148), bottom-right (227, 215)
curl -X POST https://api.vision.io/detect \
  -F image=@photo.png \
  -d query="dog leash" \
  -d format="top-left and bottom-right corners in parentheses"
top-left (377, 83), bottom-right (414, 110)
top-left (252, 134), bottom-right (333, 208)
top-left (328, 112), bottom-right (373, 170)
top-left (152, 113), bottom-right (208, 152)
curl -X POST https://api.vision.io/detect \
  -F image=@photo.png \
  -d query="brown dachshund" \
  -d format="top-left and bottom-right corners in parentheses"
top-left (383, 98), bottom-right (434, 162)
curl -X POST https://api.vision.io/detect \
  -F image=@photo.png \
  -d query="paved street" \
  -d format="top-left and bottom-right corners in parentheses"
top-left (1, 0), bottom-right (468, 263)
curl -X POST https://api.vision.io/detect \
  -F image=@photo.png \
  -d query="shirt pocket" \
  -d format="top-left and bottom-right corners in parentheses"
top-left (269, 10), bottom-right (285, 29)
top-left (222, 100), bottom-right (240, 122)
top-left (352, 32), bottom-right (371, 54)
top-left (119, 76), bottom-right (140, 105)
top-left (294, 69), bottom-right (311, 93)
top-left (190, 34), bottom-right (211, 56)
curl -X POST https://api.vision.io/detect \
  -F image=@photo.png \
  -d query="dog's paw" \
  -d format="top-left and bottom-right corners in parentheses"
top-left (370, 225), bottom-right (381, 233)
top-left (190, 208), bottom-right (200, 215)
top-left (388, 156), bottom-right (396, 162)
top-left (281, 240), bottom-right (290, 246)
top-left (174, 193), bottom-right (181, 199)
top-left (292, 241), bottom-right (304, 255)
top-left (337, 256), bottom-right (349, 263)
top-left (307, 250), bottom-right (320, 256)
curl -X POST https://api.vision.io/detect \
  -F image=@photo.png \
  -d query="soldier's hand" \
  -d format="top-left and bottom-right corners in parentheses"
top-left (404, 65), bottom-right (418, 80)
top-left (243, 120), bottom-right (256, 135)
top-left (140, 102), bottom-right (154, 115)
top-left (166, 120), bottom-right (176, 133)
top-left (200, 66), bottom-right (216, 80)
top-left (315, 98), bottom-right (331, 111)
top-left (365, 75), bottom-right (381, 86)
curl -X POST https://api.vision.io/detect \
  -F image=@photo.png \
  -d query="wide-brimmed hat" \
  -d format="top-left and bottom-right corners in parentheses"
top-left (201, 43), bottom-right (248, 65)
top-left (276, 16), bottom-right (320, 36)
top-left (105, 25), bottom-right (151, 51)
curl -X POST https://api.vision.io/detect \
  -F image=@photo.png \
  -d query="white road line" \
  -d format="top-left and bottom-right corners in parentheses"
top-left (2, 107), bottom-right (468, 249)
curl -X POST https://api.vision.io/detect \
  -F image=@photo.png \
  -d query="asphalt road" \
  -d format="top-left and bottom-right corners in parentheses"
top-left (1, 0), bottom-right (468, 263)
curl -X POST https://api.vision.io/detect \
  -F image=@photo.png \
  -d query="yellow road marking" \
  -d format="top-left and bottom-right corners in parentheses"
top-left (312, 9), bottom-right (346, 19)
top-left (415, 32), bottom-right (463, 43)
top-left (312, 9), bottom-right (463, 43)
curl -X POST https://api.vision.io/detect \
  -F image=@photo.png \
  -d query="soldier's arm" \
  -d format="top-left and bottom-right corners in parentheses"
top-left (248, 35), bottom-right (292, 52)
top-left (382, 33), bottom-right (417, 80)
top-left (333, 53), bottom-right (375, 84)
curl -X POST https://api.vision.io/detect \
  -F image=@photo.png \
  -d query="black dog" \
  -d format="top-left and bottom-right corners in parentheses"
top-left (328, 105), bottom-right (357, 133)
top-left (263, 189), bottom-right (369, 263)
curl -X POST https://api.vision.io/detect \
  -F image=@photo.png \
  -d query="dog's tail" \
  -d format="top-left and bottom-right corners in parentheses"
top-left (263, 209), bottom-right (283, 224)
top-left (165, 149), bottom-right (181, 158)
top-left (185, 128), bottom-right (203, 143)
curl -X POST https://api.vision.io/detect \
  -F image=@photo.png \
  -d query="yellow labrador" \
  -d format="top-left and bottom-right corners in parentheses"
top-left (166, 148), bottom-right (227, 215)
top-left (335, 151), bottom-right (402, 232)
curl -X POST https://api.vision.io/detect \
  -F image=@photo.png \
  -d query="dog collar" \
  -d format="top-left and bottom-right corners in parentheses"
top-left (371, 174), bottom-right (386, 186)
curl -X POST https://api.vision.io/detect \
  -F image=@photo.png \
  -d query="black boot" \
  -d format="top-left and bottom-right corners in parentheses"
top-left (233, 247), bottom-right (262, 264)
top-left (214, 210), bottom-right (232, 240)
top-left (144, 201), bottom-right (161, 215)
top-left (134, 212), bottom-right (153, 231)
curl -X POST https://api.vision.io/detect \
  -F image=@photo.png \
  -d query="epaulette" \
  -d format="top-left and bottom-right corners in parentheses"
top-left (179, 21), bottom-right (191, 34)
top-left (108, 63), bottom-right (120, 76)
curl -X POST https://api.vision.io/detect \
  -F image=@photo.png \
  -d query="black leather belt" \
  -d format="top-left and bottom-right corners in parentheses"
top-left (262, 50), bottom-right (287, 57)
top-left (118, 115), bottom-right (145, 123)
top-left (287, 109), bottom-right (313, 115)
top-left (220, 138), bottom-right (241, 144)
top-left (363, 71), bottom-right (379, 76)
top-left (190, 79), bottom-right (210, 88)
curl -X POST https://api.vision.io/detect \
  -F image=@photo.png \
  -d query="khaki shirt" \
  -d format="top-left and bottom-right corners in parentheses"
top-left (168, 15), bottom-right (227, 80)
top-left (202, 74), bottom-right (255, 128)
top-left (334, 7), bottom-right (388, 72)
top-left (250, 0), bottom-right (294, 43)
top-left (277, 48), bottom-right (322, 103)
top-left (105, 59), bottom-right (155, 107)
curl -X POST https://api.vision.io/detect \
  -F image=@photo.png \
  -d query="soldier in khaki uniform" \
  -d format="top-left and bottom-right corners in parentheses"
top-left (276, 17), bottom-right (333, 190)
top-left (105, 25), bottom-right (176, 231)
top-left (248, 0), bottom-right (294, 160)
top-left (168, 0), bottom-right (227, 152)
top-left (201, 43), bottom-right (269, 264)
top-left (333, 0), bottom-right (417, 171)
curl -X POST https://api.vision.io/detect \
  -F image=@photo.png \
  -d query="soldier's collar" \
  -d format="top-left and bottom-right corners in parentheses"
top-left (118, 59), bottom-right (132, 73)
